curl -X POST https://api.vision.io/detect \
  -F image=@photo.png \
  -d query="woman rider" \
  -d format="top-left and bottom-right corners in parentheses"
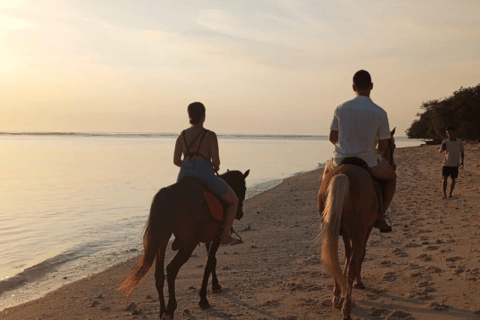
top-left (173, 102), bottom-right (241, 245)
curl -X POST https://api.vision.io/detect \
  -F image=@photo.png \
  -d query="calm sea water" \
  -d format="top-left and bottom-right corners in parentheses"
top-left (0, 133), bottom-right (421, 309)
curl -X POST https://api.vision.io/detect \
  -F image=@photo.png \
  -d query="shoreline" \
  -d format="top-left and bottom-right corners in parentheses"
top-left (0, 145), bottom-right (413, 311)
top-left (5, 144), bottom-right (475, 320)
top-left (0, 163), bottom-right (321, 312)
top-left (0, 135), bottom-right (422, 308)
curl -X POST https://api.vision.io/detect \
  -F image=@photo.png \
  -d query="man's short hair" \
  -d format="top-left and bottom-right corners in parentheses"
top-left (446, 126), bottom-right (456, 131)
top-left (353, 70), bottom-right (372, 89)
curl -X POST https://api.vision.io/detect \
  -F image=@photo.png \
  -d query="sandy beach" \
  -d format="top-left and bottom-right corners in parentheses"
top-left (1, 144), bottom-right (480, 320)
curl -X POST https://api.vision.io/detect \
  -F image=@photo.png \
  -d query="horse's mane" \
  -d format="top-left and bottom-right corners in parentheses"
top-left (219, 170), bottom-right (242, 180)
top-left (219, 170), bottom-right (245, 187)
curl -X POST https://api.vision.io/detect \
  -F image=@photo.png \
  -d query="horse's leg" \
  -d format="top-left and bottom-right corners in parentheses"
top-left (199, 238), bottom-right (221, 309)
top-left (333, 235), bottom-right (351, 309)
top-left (209, 241), bottom-right (223, 294)
top-left (204, 242), bottom-right (222, 293)
top-left (353, 227), bottom-right (372, 289)
top-left (342, 232), bottom-right (367, 320)
top-left (164, 246), bottom-right (195, 320)
top-left (155, 232), bottom-right (171, 319)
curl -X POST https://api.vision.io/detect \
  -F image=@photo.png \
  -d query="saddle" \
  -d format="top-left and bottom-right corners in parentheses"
top-left (340, 157), bottom-right (384, 216)
top-left (179, 176), bottom-right (226, 222)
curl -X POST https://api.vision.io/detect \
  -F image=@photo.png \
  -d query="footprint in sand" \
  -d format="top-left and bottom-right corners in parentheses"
top-left (417, 254), bottom-right (433, 262)
top-left (392, 248), bottom-right (408, 257)
top-left (445, 256), bottom-right (462, 262)
top-left (425, 266), bottom-right (443, 274)
top-left (405, 242), bottom-right (421, 248)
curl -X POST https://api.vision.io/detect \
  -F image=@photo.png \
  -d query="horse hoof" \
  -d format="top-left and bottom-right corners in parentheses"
top-left (353, 280), bottom-right (365, 289)
top-left (161, 315), bottom-right (173, 320)
top-left (199, 301), bottom-right (211, 310)
top-left (212, 285), bottom-right (223, 294)
top-left (333, 297), bottom-right (343, 309)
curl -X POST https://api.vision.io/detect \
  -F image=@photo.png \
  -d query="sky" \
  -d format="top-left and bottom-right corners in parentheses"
top-left (1, 0), bottom-right (479, 135)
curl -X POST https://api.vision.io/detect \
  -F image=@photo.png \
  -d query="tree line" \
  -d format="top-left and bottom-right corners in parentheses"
top-left (406, 83), bottom-right (480, 141)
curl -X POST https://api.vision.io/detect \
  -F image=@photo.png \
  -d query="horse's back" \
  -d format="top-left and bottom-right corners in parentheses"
top-left (323, 164), bottom-right (378, 226)
top-left (164, 177), bottom-right (222, 246)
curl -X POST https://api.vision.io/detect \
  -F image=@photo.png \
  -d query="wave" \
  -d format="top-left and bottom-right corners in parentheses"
top-left (0, 132), bottom-right (177, 139)
top-left (0, 131), bottom-right (327, 140)
top-left (0, 243), bottom-right (99, 295)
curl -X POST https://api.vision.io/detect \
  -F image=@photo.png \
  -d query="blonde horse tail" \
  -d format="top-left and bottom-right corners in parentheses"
top-left (318, 174), bottom-right (349, 296)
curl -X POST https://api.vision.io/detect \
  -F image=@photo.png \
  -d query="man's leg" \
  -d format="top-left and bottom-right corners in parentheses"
top-left (370, 159), bottom-right (396, 232)
top-left (449, 178), bottom-right (456, 197)
top-left (449, 166), bottom-right (458, 197)
top-left (442, 176), bottom-right (448, 199)
top-left (442, 166), bottom-right (449, 199)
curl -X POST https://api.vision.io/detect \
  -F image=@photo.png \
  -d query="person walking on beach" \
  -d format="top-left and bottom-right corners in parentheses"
top-left (439, 126), bottom-right (464, 199)
top-left (173, 102), bottom-right (241, 245)
top-left (323, 70), bottom-right (396, 232)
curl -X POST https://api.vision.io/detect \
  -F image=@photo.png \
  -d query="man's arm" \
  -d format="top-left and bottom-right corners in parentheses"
top-left (460, 150), bottom-right (464, 168)
top-left (329, 130), bottom-right (338, 145)
top-left (439, 144), bottom-right (446, 153)
top-left (377, 139), bottom-right (389, 158)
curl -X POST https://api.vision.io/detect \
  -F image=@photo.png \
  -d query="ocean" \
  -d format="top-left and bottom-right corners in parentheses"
top-left (0, 133), bottom-right (421, 310)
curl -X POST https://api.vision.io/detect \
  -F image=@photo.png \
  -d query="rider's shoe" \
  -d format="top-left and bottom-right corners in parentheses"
top-left (373, 219), bottom-right (392, 233)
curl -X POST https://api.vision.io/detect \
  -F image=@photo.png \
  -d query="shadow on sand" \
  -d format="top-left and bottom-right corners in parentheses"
top-left (352, 288), bottom-right (479, 319)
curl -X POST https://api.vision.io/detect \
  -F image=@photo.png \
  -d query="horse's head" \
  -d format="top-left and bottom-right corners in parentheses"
top-left (220, 169), bottom-right (250, 220)
top-left (384, 127), bottom-right (396, 170)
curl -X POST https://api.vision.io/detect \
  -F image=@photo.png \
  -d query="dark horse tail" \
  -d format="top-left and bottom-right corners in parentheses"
top-left (119, 188), bottom-right (171, 296)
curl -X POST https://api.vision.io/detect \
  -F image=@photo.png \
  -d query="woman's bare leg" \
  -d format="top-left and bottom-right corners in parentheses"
top-left (219, 188), bottom-right (238, 244)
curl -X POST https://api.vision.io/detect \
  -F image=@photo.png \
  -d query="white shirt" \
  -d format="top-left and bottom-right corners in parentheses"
top-left (442, 138), bottom-right (464, 167)
top-left (330, 95), bottom-right (391, 167)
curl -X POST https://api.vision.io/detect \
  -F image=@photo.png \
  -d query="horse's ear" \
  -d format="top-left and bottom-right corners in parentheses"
top-left (227, 169), bottom-right (230, 172)
top-left (243, 169), bottom-right (250, 179)
top-left (391, 127), bottom-right (396, 136)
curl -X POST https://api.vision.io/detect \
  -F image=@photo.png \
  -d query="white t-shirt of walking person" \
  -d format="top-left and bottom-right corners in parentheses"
top-left (442, 138), bottom-right (464, 167)
top-left (330, 95), bottom-right (391, 167)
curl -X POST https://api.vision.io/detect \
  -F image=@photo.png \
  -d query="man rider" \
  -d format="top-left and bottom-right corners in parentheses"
top-left (323, 70), bottom-right (396, 232)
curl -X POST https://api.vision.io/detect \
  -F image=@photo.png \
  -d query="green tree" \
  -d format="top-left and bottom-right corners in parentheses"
top-left (407, 84), bottom-right (480, 140)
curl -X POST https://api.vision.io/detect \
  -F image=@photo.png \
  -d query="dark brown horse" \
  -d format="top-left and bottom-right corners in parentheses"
top-left (119, 169), bottom-right (250, 320)
top-left (317, 130), bottom-right (396, 320)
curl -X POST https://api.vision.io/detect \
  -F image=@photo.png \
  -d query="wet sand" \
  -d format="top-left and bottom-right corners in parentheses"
top-left (1, 144), bottom-right (480, 320)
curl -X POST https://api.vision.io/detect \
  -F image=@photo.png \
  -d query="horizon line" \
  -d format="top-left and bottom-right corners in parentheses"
top-left (0, 131), bottom-right (414, 139)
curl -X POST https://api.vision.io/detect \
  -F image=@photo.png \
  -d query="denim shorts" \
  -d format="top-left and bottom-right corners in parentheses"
top-left (177, 159), bottom-right (230, 197)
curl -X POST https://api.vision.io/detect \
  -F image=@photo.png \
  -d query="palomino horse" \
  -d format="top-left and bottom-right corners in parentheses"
top-left (317, 130), bottom-right (396, 320)
top-left (119, 169), bottom-right (250, 320)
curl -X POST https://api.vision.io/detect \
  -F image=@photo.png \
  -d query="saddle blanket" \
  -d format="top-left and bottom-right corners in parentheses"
top-left (202, 191), bottom-right (224, 222)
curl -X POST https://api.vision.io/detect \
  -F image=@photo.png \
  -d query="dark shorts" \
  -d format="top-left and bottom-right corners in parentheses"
top-left (442, 166), bottom-right (458, 179)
